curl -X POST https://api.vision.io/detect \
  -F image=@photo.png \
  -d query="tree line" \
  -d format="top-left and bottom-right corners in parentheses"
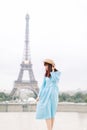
top-left (59, 92), bottom-right (87, 103)
top-left (0, 91), bottom-right (87, 103)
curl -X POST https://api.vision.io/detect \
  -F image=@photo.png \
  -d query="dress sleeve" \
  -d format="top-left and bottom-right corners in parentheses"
top-left (50, 71), bottom-right (61, 82)
top-left (38, 77), bottom-right (46, 97)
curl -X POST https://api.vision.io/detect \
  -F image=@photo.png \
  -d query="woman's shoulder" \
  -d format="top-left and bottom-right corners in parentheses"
top-left (57, 70), bottom-right (61, 75)
top-left (51, 70), bottom-right (61, 75)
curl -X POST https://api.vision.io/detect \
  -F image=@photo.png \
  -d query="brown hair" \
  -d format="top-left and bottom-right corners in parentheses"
top-left (44, 62), bottom-right (58, 77)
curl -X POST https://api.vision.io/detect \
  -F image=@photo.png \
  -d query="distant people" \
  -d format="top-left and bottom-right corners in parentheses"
top-left (36, 59), bottom-right (61, 130)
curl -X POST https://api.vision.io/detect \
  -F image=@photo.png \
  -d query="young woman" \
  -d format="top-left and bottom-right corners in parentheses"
top-left (35, 59), bottom-right (61, 130)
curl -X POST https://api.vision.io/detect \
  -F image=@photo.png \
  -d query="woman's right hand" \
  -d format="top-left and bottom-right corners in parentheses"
top-left (36, 96), bottom-right (39, 102)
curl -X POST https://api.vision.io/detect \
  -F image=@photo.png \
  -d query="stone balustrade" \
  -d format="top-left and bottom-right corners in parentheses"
top-left (0, 102), bottom-right (87, 112)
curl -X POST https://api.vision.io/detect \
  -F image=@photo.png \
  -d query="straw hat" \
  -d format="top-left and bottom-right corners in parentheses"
top-left (43, 59), bottom-right (55, 67)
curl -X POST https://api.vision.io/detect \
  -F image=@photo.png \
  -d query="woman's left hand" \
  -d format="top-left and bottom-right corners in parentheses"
top-left (52, 66), bottom-right (55, 71)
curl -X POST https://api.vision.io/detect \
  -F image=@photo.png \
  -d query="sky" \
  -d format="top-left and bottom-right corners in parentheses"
top-left (0, 0), bottom-right (87, 92)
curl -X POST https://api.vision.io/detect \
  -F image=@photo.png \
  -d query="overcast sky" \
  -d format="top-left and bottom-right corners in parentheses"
top-left (0, 0), bottom-right (87, 92)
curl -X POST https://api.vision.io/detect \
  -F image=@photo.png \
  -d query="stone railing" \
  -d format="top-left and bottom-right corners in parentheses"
top-left (0, 102), bottom-right (87, 112)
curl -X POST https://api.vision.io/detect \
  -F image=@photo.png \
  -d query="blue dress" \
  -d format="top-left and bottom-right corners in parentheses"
top-left (35, 71), bottom-right (61, 119)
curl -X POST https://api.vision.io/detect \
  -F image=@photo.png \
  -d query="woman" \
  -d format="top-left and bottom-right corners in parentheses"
top-left (35, 59), bottom-right (61, 130)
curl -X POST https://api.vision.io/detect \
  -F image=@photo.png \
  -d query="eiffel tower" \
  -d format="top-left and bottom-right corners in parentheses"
top-left (10, 14), bottom-right (39, 99)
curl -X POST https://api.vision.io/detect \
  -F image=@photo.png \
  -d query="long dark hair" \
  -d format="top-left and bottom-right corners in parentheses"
top-left (44, 62), bottom-right (58, 77)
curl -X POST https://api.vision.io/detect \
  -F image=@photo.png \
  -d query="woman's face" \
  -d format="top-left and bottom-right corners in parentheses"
top-left (44, 64), bottom-right (48, 71)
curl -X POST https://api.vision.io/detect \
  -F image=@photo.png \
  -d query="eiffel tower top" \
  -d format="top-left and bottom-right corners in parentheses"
top-left (23, 14), bottom-right (31, 65)
top-left (16, 14), bottom-right (36, 82)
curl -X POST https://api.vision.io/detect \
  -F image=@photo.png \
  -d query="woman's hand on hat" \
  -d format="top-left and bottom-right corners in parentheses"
top-left (52, 65), bottom-right (55, 71)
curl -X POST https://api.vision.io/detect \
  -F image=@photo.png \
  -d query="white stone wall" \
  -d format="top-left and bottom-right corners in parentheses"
top-left (0, 103), bottom-right (87, 112)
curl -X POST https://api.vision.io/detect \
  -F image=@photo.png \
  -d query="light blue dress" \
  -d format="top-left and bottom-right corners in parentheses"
top-left (35, 71), bottom-right (61, 119)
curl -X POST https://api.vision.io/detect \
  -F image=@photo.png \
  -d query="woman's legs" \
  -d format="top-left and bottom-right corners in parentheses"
top-left (51, 118), bottom-right (55, 129)
top-left (45, 118), bottom-right (52, 130)
top-left (45, 117), bottom-right (55, 130)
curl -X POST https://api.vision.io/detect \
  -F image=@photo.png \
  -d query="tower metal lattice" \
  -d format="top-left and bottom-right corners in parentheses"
top-left (10, 14), bottom-right (39, 98)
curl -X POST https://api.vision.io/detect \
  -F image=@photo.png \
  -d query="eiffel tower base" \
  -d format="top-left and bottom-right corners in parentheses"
top-left (10, 80), bottom-right (39, 100)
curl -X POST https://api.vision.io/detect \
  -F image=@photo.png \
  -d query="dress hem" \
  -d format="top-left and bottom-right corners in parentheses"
top-left (36, 115), bottom-right (55, 120)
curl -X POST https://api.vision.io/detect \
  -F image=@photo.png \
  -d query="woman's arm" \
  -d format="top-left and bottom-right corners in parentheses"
top-left (50, 71), bottom-right (61, 82)
top-left (38, 77), bottom-right (46, 97)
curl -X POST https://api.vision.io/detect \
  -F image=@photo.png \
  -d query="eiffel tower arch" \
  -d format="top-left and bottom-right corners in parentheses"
top-left (10, 14), bottom-right (39, 99)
